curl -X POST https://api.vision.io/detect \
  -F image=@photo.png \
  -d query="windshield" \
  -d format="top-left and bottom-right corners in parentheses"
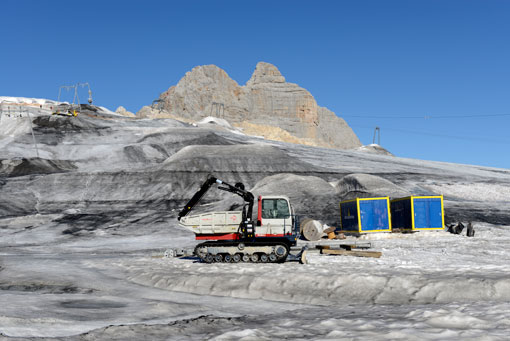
top-left (262, 199), bottom-right (290, 219)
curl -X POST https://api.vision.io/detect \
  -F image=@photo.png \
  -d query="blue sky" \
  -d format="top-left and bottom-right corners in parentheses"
top-left (1, 0), bottom-right (509, 168)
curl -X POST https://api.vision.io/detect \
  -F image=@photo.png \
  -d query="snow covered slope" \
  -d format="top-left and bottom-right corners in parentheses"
top-left (1, 97), bottom-right (510, 339)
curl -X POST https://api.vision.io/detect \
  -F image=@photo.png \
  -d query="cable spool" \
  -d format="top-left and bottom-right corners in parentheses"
top-left (300, 218), bottom-right (324, 241)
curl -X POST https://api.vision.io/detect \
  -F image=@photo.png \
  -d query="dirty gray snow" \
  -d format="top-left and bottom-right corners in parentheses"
top-left (1, 97), bottom-right (510, 340)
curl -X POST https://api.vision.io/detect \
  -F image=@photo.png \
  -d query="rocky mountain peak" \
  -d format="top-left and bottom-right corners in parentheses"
top-left (246, 62), bottom-right (286, 86)
top-left (151, 62), bottom-right (362, 149)
top-left (185, 65), bottom-right (237, 84)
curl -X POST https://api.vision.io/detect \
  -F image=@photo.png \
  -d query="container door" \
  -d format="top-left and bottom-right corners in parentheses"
top-left (414, 198), bottom-right (443, 229)
top-left (360, 199), bottom-right (390, 231)
top-left (340, 201), bottom-right (359, 232)
top-left (260, 198), bottom-right (292, 236)
top-left (428, 199), bottom-right (443, 228)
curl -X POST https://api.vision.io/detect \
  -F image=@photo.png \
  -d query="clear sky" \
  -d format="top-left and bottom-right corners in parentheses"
top-left (2, 0), bottom-right (509, 169)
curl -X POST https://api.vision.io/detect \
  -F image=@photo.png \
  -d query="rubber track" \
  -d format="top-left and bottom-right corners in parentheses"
top-left (195, 241), bottom-right (290, 263)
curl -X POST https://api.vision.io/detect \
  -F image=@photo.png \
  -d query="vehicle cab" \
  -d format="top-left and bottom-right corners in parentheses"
top-left (256, 195), bottom-right (295, 237)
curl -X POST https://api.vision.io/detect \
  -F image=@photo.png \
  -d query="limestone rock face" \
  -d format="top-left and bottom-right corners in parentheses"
top-left (159, 65), bottom-right (245, 122)
top-left (136, 105), bottom-right (161, 118)
top-left (136, 105), bottom-right (177, 119)
top-left (115, 106), bottom-right (135, 117)
top-left (157, 62), bottom-right (362, 149)
top-left (246, 62), bottom-right (286, 85)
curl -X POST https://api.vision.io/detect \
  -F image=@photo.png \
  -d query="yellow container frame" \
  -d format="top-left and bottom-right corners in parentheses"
top-left (340, 197), bottom-right (392, 233)
top-left (390, 195), bottom-right (445, 231)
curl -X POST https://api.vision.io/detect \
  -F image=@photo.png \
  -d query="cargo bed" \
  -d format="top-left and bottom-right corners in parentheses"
top-left (178, 211), bottom-right (242, 235)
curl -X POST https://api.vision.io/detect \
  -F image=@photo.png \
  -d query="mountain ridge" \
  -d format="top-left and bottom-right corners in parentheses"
top-left (139, 62), bottom-right (362, 149)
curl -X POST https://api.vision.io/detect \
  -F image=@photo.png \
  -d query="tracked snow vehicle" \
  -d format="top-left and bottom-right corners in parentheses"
top-left (178, 176), bottom-right (299, 263)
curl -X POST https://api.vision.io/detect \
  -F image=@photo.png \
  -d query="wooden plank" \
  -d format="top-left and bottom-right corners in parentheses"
top-left (321, 249), bottom-right (382, 258)
top-left (316, 244), bottom-right (355, 251)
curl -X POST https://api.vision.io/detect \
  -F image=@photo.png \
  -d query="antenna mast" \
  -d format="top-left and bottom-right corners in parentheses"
top-left (373, 126), bottom-right (380, 145)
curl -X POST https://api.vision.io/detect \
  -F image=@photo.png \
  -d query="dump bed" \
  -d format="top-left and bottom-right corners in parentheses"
top-left (179, 211), bottom-right (242, 235)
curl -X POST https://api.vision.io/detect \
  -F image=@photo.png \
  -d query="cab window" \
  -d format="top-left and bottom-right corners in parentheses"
top-left (262, 199), bottom-right (290, 219)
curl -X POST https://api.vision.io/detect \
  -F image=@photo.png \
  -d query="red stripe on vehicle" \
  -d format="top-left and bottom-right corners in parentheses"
top-left (195, 233), bottom-right (240, 240)
top-left (257, 195), bottom-right (262, 226)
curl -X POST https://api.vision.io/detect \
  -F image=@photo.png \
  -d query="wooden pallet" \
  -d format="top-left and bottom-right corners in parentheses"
top-left (320, 248), bottom-right (382, 258)
top-left (316, 245), bottom-right (382, 258)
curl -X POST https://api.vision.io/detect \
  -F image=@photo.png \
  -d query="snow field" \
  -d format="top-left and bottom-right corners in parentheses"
top-left (122, 258), bottom-right (510, 306)
top-left (0, 96), bottom-right (60, 107)
top-left (118, 224), bottom-right (510, 307)
top-left (425, 183), bottom-right (510, 202)
top-left (0, 97), bottom-right (55, 138)
top-left (2, 95), bottom-right (510, 339)
top-left (0, 116), bottom-right (32, 137)
top-left (197, 116), bottom-right (233, 128)
top-left (204, 303), bottom-right (510, 341)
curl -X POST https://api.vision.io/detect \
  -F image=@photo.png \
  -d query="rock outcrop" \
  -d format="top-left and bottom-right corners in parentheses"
top-left (155, 62), bottom-right (362, 149)
top-left (115, 106), bottom-right (135, 117)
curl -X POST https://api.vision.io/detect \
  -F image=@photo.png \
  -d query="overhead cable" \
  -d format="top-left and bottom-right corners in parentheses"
top-left (350, 124), bottom-right (510, 145)
top-left (343, 113), bottom-right (510, 119)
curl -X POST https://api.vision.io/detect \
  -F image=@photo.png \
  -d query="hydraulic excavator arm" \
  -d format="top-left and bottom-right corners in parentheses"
top-left (177, 175), bottom-right (254, 222)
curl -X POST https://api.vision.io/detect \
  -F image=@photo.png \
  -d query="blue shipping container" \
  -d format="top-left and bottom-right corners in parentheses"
top-left (390, 196), bottom-right (444, 231)
top-left (340, 197), bottom-right (392, 233)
